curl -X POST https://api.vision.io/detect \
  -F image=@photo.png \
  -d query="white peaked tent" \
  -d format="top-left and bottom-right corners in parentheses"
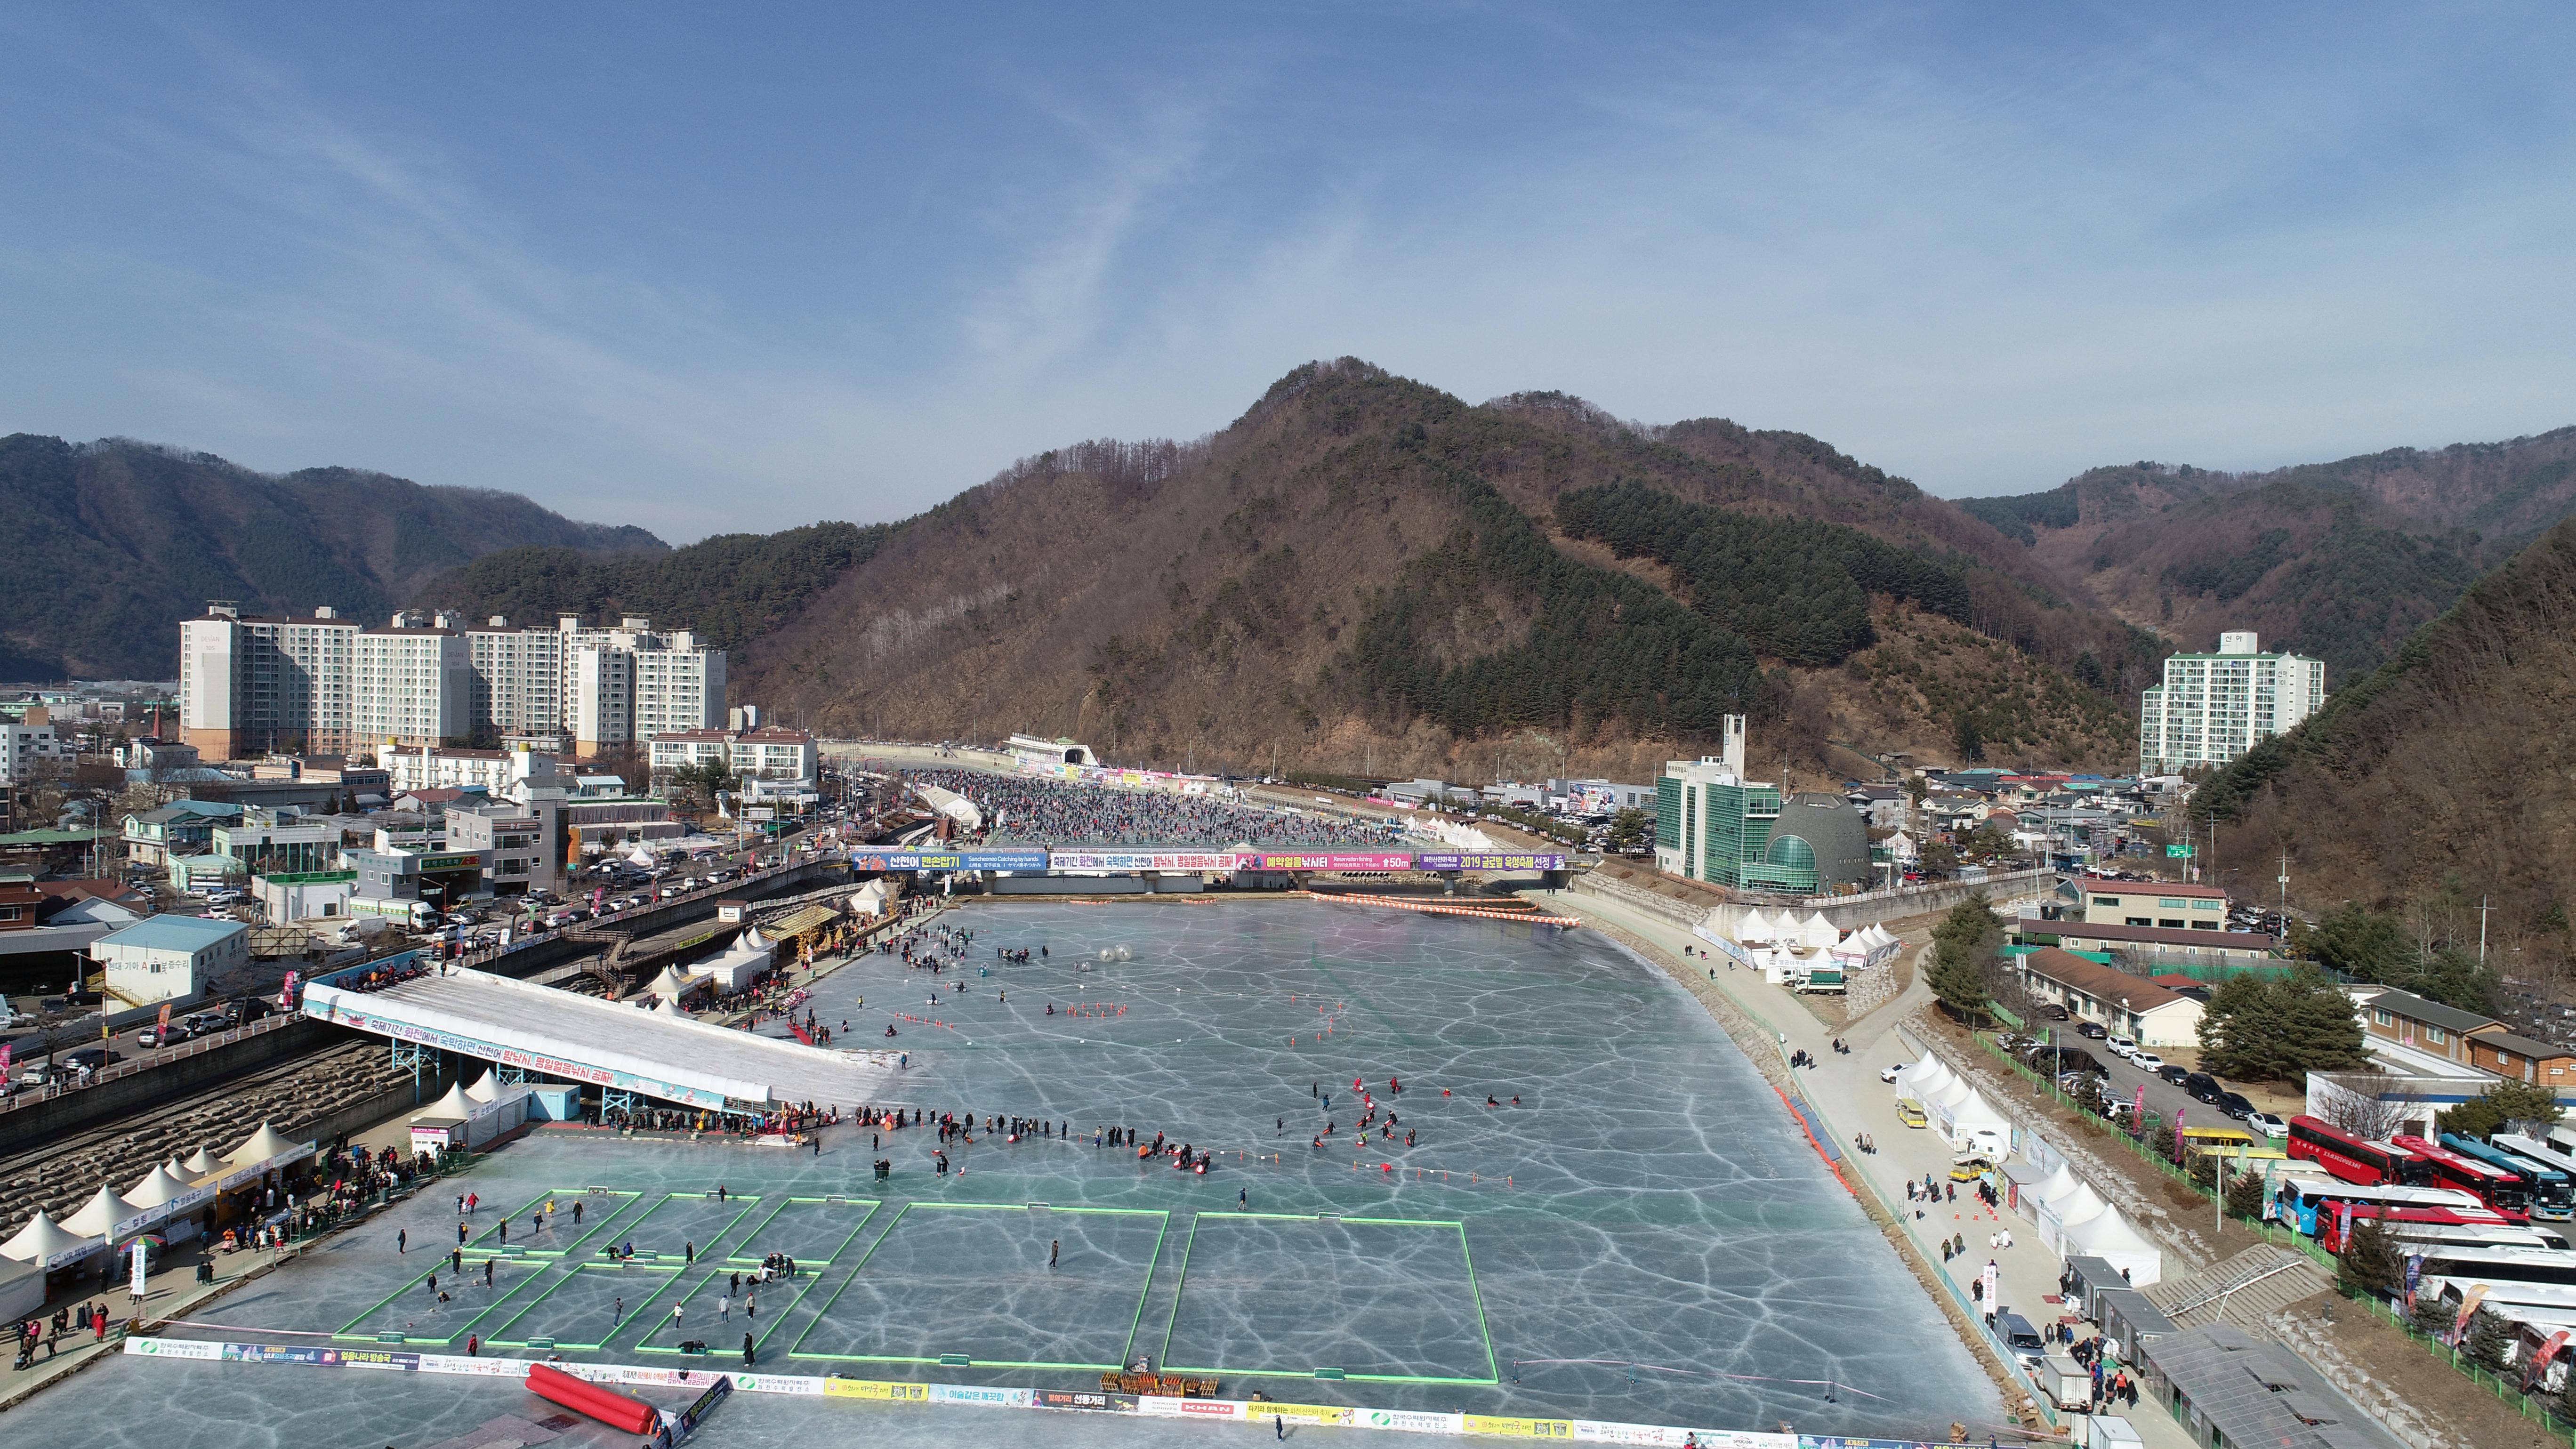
top-left (1903, 1057), bottom-right (1957, 1100)
top-left (2034, 1163), bottom-right (2087, 1208)
top-left (2067, 1206), bottom-right (2163, 1286)
top-left (1734, 910), bottom-right (1776, 943)
top-left (422, 1083), bottom-right (478, 1120)
top-left (626, 845), bottom-right (658, 866)
top-left (62, 1185), bottom-right (140, 1238)
top-left (1801, 912), bottom-right (1841, 949)
top-left (649, 965), bottom-right (708, 1004)
top-left (463, 1069), bottom-right (503, 1103)
top-left (227, 1123), bottom-right (299, 1167)
top-left (126, 1164), bottom-right (192, 1211)
top-left (0, 1210), bottom-right (92, 1263)
top-left (180, 1146), bottom-right (223, 1177)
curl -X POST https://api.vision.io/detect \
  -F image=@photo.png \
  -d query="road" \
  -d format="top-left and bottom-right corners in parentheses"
top-left (2, 809), bottom-right (871, 1094)
top-left (1535, 883), bottom-right (2203, 1449)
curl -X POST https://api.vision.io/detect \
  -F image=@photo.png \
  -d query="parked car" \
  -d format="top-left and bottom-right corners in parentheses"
top-left (2157, 1064), bottom-right (2190, 1086)
top-left (2106, 1036), bottom-right (2140, 1059)
top-left (2182, 1071), bottom-right (2224, 1104)
top-left (2075, 1022), bottom-right (2108, 1040)
top-left (61, 1045), bottom-right (121, 1072)
top-left (2247, 1111), bottom-right (2288, 1140)
top-left (2128, 1051), bottom-right (2165, 1072)
top-left (2038, 1003), bottom-right (2069, 1022)
top-left (1880, 1063), bottom-right (1907, 1083)
top-left (2217, 1090), bottom-right (2258, 1121)
top-left (137, 1020), bottom-right (190, 1048)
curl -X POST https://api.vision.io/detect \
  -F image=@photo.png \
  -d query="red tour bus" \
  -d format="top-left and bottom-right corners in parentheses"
top-left (2287, 1115), bottom-right (2416, 1185)
top-left (2392, 1134), bottom-right (2534, 1219)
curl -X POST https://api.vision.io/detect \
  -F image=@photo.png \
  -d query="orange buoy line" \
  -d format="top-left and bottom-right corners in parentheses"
top-left (1306, 892), bottom-right (1583, 927)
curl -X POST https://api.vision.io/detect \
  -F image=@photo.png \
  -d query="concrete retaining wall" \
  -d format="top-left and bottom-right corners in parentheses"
top-left (0, 1018), bottom-right (349, 1159)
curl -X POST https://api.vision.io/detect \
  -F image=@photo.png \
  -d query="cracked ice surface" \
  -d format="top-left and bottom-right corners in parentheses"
top-left (14, 901), bottom-right (1995, 1449)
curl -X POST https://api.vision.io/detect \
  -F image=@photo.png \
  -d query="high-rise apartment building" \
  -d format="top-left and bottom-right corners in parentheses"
top-left (177, 605), bottom-right (360, 757)
top-left (465, 620), bottom-right (565, 736)
top-left (2138, 631), bottom-right (2326, 772)
top-left (351, 621), bottom-right (473, 748)
top-left (177, 603), bottom-right (724, 761)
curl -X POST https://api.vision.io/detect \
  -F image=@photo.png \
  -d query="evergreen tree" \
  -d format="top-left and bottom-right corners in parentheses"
top-left (2274, 964), bottom-right (2369, 1072)
top-left (2336, 1219), bottom-right (2402, 1301)
top-left (1927, 894), bottom-right (2001, 1017)
top-left (2223, 1171), bottom-right (2265, 1220)
top-left (2465, 1307), bottom-right (2513, 1373)
top-left (2438, 1079), bottom-right (2565, 1141)
top-left (1951, 711), bottom-right (1985, 764)
top-left (2197, 974), bottom-right (2279, 1079)
top-left (2406, 1294), bottom-right (2452, 1339)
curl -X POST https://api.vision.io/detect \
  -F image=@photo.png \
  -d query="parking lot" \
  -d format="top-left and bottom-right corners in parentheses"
top-left (1998, 1022), bottom-right (2305, 1140)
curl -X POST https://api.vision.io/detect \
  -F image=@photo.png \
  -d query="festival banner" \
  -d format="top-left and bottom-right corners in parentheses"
top-left (1414, 853), bottom-right (1568, 871)
top-left (2527, 1329), bottom-right (2571, 1392)
top-left (1048, 851), bottom-right (1249, 872)
top-left (1035, 1389), bottom-right (1137, 1412)
top-left (849, 848), bottom-right (1050, 873)
top-left (1466, 1414), bottom-right (1574, 1437)
top-left (823, 1378), bottom-right (929, 1401)
top-left (1255, 852), bottom-right (1418, 871)
top-left (1250, 1402), bottom-right (1358, 1426)
top-left (1362, 1408), bottom-right (1468, 1434)
top-left (125, 1337), bottom-right (224, 1361)
top-left (928, 1383), bottom-right (1033, 1408)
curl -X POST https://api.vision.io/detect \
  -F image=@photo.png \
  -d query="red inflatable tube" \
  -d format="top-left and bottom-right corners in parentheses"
top-left (527, 1362), bottom-right (660, 1436)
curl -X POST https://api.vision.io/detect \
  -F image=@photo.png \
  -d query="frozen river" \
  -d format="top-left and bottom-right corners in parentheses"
top-left (20, 900), bottom-right (1996, 1448)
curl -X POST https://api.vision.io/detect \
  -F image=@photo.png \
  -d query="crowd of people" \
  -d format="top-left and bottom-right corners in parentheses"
top-left (905, 770), bottom-right (1405, 848)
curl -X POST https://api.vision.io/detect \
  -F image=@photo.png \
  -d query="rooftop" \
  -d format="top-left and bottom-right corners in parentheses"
top-left (2018, 947), bottom-right (2190, 1012)
top-left (2080, 875), bottom-right (2227, 899)
top-left (2359, 986), bottom-right (2499, 1037)
top-left (2466, 1027), bottom-right (2572, 1062)
top-left (2143, 1323), bottom-right (2408, 1449)
top-left (2023, 918), bottom-right (2281, 951)
top-left (95, 914), bottom-right (250, 951)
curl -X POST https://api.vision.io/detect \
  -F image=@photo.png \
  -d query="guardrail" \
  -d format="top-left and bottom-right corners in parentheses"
top-left (1566, 872), bottom-right (1709, 927)
top-left (0, 1012), bottom-right (299, 1116)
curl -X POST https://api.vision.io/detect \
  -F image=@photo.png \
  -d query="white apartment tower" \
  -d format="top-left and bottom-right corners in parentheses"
top-left (351, 615), bottom-right (474, 748)
top-left (180, 603), bottom-right (724, 761)
top-left (2138, 631), bottom-right (2326, 772)
top-left (177, 604), bottom-right (360, 758)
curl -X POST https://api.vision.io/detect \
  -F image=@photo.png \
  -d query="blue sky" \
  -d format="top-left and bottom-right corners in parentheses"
top-left (3, 4), bottom-right (2570, 541)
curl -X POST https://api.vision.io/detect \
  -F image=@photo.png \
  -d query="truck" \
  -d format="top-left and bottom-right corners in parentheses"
top-left (2036, 1351), bottom-right (2093, 1411)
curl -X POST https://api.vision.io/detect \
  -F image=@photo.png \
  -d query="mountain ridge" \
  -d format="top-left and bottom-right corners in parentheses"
top-left (1957, 426), bottom-right (2576, 678)
top-left (0, 434), bottom-right (666, 680)
top-left (420, 358), bottom-right (2148, 781)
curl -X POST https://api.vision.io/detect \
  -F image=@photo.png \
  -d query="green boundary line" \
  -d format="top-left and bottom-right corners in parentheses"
top-left (785, 1201), bottom-right (1169, 1371)
top-left (589, 1191), bottom-right (760, 1264)
top-left (1157, 1212), bottom-right (1500, 1385)
top-left (461, 1186), bottom-right (644, 1259)
top-left (484, 1261), bottom-right (680, 1350)
top-left (724, 1196), bottom-right (880, 1265)
top-left (333, 1254), bottom-right (559, 1345)
top-left (643, 1200), bottom-right (883, 1358)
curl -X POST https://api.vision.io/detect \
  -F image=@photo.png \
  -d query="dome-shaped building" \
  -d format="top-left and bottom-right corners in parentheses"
top-left (1763, 792), bottom-right (1872, 892)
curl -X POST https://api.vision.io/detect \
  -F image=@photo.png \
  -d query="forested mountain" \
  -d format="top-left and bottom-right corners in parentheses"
top-left (1958, 427), bottom-right (2576, 679)
top-left (0, 435), bottom-right (664, 680)
top-left (416, 360), bottom-right (2146, 781)
top-left (411, 522), bottom-right (893, 655)
top-left (2197, 515), bottom-right (2576, 984)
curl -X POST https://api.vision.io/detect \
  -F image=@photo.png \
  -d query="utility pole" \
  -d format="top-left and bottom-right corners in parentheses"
top-left (2480, 896), bottom-right (2492, 965)
top-left (2277, 851), bottom-right (2290, 926)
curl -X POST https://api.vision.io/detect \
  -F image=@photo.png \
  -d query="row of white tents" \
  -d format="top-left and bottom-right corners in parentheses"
top-left (2, 1122), bottom-right (310, 1268)
top-left (1893, 1055), bottom-right (2161, 1287)
top-left (1732, 912), bottom-right (1906, 967)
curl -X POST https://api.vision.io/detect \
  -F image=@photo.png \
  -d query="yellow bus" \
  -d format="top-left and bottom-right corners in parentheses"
top-left (2179, 1125), bottom-right (2286, 1163)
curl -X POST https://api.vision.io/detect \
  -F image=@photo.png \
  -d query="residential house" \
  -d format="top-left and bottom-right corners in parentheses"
top-left (2463, 1027), bottom-right (2576, 1088)
top-left (2354, 987), bottom-right (2496, 1070)
top-left (2077, 877), bottom-right (2228, 930)
top-left (2010, 946), bottom-right (2206, 1046)
top-left (90, 914), bottom-right (249, 1009)
top-left (120, 799), bottom-right (245, 866)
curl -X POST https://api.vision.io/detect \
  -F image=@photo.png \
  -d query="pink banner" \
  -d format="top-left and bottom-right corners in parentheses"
top-left (1256, 852), bottom-right (1417, 871)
